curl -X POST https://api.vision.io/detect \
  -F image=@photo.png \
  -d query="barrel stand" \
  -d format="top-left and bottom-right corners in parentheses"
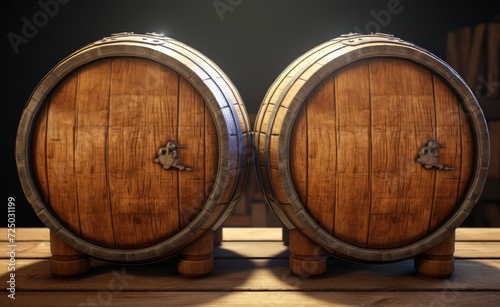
top-left (415, 232), bottom-right (455, 278)
top-left (287, 229), bottom-right (456, 278)
top-left (50, 230), bottom-right (215, 277)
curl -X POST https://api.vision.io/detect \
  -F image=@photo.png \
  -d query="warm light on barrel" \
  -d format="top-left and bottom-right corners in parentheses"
top-left (255, 33), bottom-right (489, 278)
top-left (16, 32), bottom-right (250, 277)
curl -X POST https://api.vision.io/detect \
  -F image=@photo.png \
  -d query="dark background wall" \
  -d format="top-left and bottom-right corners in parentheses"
top-left (2, 0), bottom-right (499, 227)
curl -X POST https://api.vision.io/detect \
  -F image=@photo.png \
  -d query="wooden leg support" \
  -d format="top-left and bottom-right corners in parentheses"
top-left (288, 229), bottom-right (327, 277)
top-left (50, 231), bottom-right (90, 277)
top-left (178, 230), bottom-right (214, 277)
top-left (415, 231), bottom-right (455, 278)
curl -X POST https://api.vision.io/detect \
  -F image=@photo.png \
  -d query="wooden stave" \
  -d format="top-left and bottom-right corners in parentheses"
top-left (255, 33), bottom-right (490, 262)
top-left (16, 32), bottom-right (250, 263)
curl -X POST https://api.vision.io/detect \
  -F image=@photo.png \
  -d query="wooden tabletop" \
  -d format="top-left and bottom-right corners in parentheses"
top-left (1, 227), bottom-right (499, 306)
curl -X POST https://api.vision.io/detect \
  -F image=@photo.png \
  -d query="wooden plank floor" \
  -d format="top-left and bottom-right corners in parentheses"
top-left (1, 227), bottom-right (499, 306)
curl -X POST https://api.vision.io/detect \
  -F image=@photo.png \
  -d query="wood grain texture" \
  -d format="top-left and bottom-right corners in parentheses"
top-left (0, 228), bottom-right (500, 306)
top-left (32, 57), bottom-right (218, 249)
top-left (368, 58), bottom-right (436, 248)
top-left (1, 228), bottom-right (499, 307)
top-left (1, 228), bottom-right (499, 260)
top-left (305, 74), bottom-right (336, 234)
top-left (49, 230), bottom-right (90, 276)
top-left (17, 34), bottom-right (250, 268)
top-left (333, 60), bottom-right (371, 246)
top-left (288, 229), bottom-right (327, 276)
top-left (429, 75), bottom-right (472, 231)
top-left (0, 226), bottom-right (435, 243)
top-left (255, 34), bottom-right (489, 266)
top-left (4, 291), bottom-right (500, 307)
top-left (74, 58), bottom-right (115, 246)
top-left (44, 72), bottom-right (80, 236)
top-left (3, 254), bottom-right (500, 292)
top-left (107, 58), bottom-right (183, 248)
top-left (4, 237), bottom-right (500, 260)
top-left (415, 232), bottom-right (455, 278)
top-left (287, 58), bottom-right (474, 249)
top-left (290, 104), bottom-right (308, 208)
top-left (178, 230), bottom-right (214, 276)
top-left (32, 105), bottom-right (49, 207)
top-left (178, 76), bottom-right (208, 227)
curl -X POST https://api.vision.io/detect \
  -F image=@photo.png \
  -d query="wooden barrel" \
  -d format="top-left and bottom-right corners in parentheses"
top-left (255, 33), bottom-right (490, 278)
top-left (16, 32), bottom-right (250, 276)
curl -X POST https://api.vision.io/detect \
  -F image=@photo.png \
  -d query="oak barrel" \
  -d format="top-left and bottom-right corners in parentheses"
top-left (255, 33), bottom-right (490, 277)
top-left (16, 32), bottom-right (250, 276)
